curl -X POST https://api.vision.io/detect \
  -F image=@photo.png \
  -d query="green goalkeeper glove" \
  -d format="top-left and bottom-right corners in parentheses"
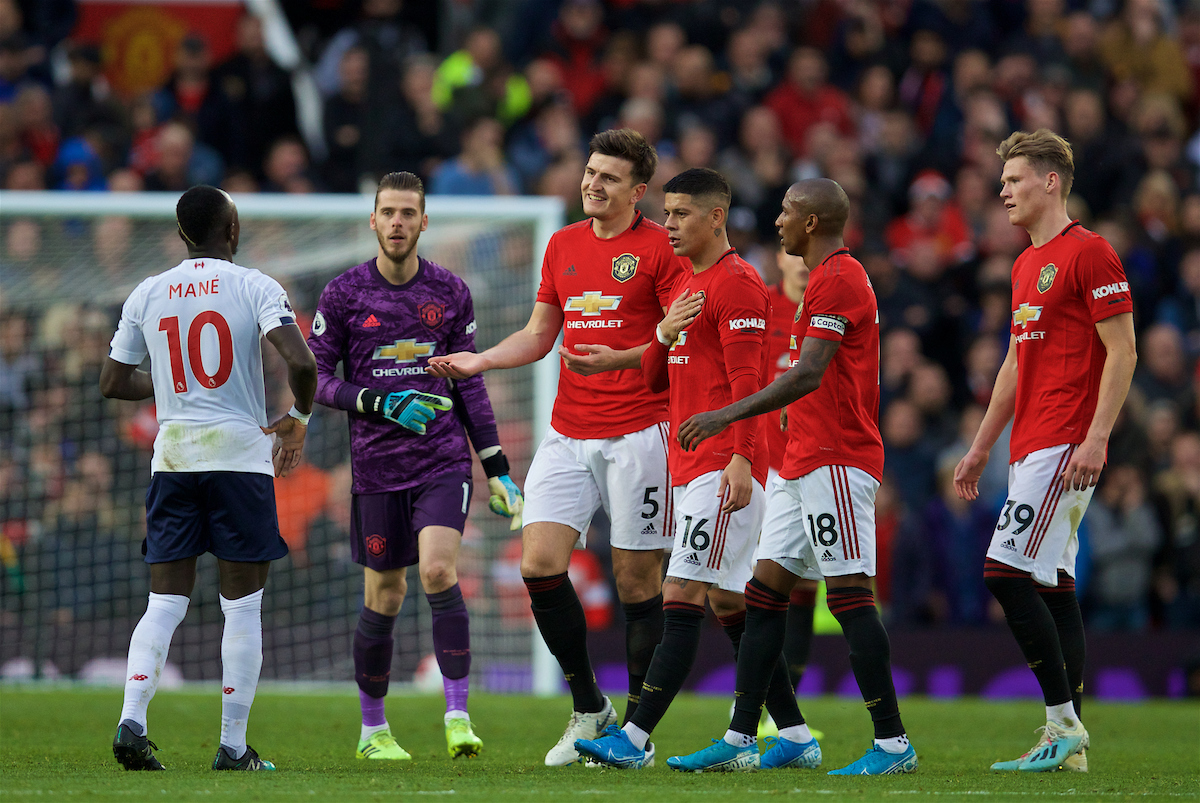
top-left (487, 474), bottom-right (524, 531)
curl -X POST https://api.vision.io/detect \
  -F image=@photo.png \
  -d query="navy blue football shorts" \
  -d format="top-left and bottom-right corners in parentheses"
top-left (144, 471), bottom-right (288, 564)
top-left (350, 474), bottom-right (472, 571)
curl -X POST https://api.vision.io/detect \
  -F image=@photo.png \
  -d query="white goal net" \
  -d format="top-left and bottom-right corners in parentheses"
top-left (0, 190), bottom-right (562, 692)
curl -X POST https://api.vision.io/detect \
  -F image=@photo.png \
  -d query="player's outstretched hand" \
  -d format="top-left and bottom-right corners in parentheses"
top-left (487, 474), bottom-right (524, 530)
top-left (383, 390), bottom-right (452, 434)
top-left (559, 343), bottom-right (622, 376)
top-left (953, 448), bottom-right (987, 501)
top-left (719, 454), bottom-right (753, 513)
top-left (678, 409), bottom-right (731, 451)
top-left (1061, 438), bottom-right (1105, 491)
top-left (658, 289), bottom-right (705, 344)
top-left (262, 414), bottom-right (307, 478)
top-left (426, 352), bottom-right (487, 379)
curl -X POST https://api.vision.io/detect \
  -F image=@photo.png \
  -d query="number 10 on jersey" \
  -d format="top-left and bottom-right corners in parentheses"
top-left (159, 312), bottom-right (233, 393)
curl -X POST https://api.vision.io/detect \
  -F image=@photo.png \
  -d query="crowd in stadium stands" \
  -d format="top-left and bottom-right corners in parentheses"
top-left (2, 0), bottom-right (1200, 632)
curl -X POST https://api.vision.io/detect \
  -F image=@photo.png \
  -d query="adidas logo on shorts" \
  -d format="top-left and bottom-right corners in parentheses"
top-left (683, 552), bottom-right (701, 566)
top-left (821, 550), bottom-right (835, 562)
top-left (641, 523), bottom-right (657, 535)
top-left (1001, 538), bottom-right (1018, 551)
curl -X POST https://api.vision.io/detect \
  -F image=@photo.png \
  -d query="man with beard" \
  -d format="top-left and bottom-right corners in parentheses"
top-left (308, 171), bottom-right (523, 761)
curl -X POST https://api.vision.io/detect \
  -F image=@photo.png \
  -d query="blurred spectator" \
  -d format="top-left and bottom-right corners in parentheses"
top-left (1085, 463), bottom-right (1163, 630)
top-left (1135, 323), bottom-right (1192, 409)
top-left (433, 26), bottom-right (531, 128)
top-left (885, 170), bottom-right (974, 270)
top-left (664, 44), bottom-right (740, 148)
top-left (854, 63), bottom-right (897, 156)
top-left (152, 35), bottom-right (246, 171)
top-left (908, 360), bottom-right (957, 450)
top-left (429, 116), bottom-right (518, 196)
top-left (717, 105), bottom-right (791, 242)
top-left (51, 43), bottom-right (123, 145)
top-left (4, 158), bottom-right (43, 190)
top-left (0, 311), bottom-right (37, 439)
top-left (676, 122), bottom-right (717, 171)
top-left (106, 168), bottom-right (143, 193)
top-left (376, 54), bottom-right (456, 184)
top-left (1063, 87), bottom-right (1141, 218)
top-left (763, 46), bottom-right (855, 159)
top-left (509, 101), bottom-right (583, 193)
top-left (882, 398), bottom-right (937, 513)
top-left (1003, 0), bottom-right (1069, 68)
top-left (897, 27), bottom-right (950, 139)
top-left (538, 0), bottom-right (608, 118)
top-left (536, 152), bottom-right (586, 223)
top-left (260, 135), bottom-right (320, 193)
top-left (52, 136), bottom-right (104, 191)
top-left (0, 32), bottom-right (31, 103)
top-left (213, 14), bottom-right (299, 181)
top-left (1099, 0), bottom-right (1192, 104)
top-left (1153, 430), bottom-right (1200, 627)
top-left (14, 83), bottom-right (57, 168)
top-left (314, 0), bottom-right (427, 100)
top-left (828, 2), bottom-right (902, 93)
top-left (142, 121), bottom-right (222, 191)
top-left (723, 26), bottom-right (776, 104)
top-left (1060, 10), bottom-right (1108, 94)
top-left (1157, 247), bottom-right (1200, 353)
top-left (321, 45), bottom-right (367, 192)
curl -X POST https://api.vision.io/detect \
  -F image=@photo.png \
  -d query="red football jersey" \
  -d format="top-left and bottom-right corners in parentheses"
top-left (765, 282), bottom-right (800, 470)
top-left (536, 212), bottom-right (684, 439)
top-left (662, 250), bottom-right (771, 487)
top-left (782, 249), bottom-right (883, 482)
top-left (1008, 221), bottom-right (1133, 463)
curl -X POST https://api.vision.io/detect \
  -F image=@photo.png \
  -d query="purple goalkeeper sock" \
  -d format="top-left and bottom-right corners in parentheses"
top-left (354, 606), bottom-right (396, 716)
top-left (443, 675), bottom-right (469, 715)
top-left (359, 689), bottom-right (387, 728)
top-left (427, 583), bottom-right (471, 681)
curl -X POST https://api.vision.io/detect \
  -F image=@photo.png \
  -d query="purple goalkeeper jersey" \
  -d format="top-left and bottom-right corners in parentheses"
top-left (309, 257), bottom-right (500, 494)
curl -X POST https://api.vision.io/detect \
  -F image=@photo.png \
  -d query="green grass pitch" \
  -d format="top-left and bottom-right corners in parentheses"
top-left (2, 687), bottom-right (1196, 802)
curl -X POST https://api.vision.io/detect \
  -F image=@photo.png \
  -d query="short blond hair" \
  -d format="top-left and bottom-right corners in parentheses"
top-left (997, 129), bottom-right (1074, 198)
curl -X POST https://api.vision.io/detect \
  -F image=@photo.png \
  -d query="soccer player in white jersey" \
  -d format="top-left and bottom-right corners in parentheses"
top-left (102, 185), bottom-right (317, 772)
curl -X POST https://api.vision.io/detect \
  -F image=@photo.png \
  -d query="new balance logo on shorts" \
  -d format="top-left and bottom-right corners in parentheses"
top-left (1001, 538), bottom-right (1018, 551)
top-left (683, 552), bottom-right (701, 566)
top-left (821, 550), bottom-right (835, 562)
top-left (641, 523), bottom-right (657, 535)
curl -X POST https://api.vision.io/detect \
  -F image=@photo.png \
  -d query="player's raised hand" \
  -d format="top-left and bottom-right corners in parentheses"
top-left (658, 289), bottom-right (705, 344)
top-left (558, 343), bottom-right (621, 376)
top-left (1061, 438), bottom-right (1106, 491)
top-left (382, 389), bottom-right (452, 434)
top-left (487, 474), bottom-right (524, 531)
top-left (262, 414), bottom-right (307, 478)
top-left (426, 352), bottom-right (486, 379)
top-left (953, 448), bottom-right (987, 501)
top-left (718, 454), bottom-right (753, 513)
top-left (678, 409), bottom-right (731, 451)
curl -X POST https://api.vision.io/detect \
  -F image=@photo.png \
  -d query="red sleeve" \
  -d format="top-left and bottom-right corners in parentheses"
top-left (641, 336), bottom-right (670, 393)
top-left (535, 235), bottom-right (558, 306)
top-left (1077, 237), bottom-right (1134, 322)
top-left (656, 252), bottom-right (687, 311)
top-left (714, 274), bottom-right (769, 461)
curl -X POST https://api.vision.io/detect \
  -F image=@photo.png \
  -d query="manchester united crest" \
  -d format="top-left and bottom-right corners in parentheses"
top-left (612, 253), bottom-right (640, 283)
top-left (365, 534), bottom-right (386, 557)
top-left (418, 300), bottom-right (445, 329)
top-left (1037, 263), bottom-right (1057, 293)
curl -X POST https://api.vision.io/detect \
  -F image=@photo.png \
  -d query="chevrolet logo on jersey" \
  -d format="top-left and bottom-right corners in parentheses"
top-left (669, 331), bottom-right (688, 350)
top-left (790, 334), bottom-right (797, 350)
top-left (565, 291), bottom-right (622, 316)
top-left (373, 339), bottom-right (436, 363)
top-left (1012, 303), bottom-right (1043, 328)
top-left (612, 253), bottom-right (640, 282)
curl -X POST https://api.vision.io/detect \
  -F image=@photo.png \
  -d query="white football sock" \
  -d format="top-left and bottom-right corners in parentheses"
top-left (361, 722), bottom-right (390, 741)
top-left (622, 722), bottom-right (650, 750)
top-left (723, 730), bottom-right (756, 748)
top-left (778, 723), bottom-right (812, 743)
top-left (119, 593), bottom-right (189, 733)
top-left (875, 733), bottom-right (910, 754)
top-left (1047, 702), bottom-right (1079, 727)
top-left (219, 589), bottom-right (264, 760)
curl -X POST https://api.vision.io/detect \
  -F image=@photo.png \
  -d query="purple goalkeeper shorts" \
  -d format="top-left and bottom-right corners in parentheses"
top-left (350, 473), bottom-right (473, 571)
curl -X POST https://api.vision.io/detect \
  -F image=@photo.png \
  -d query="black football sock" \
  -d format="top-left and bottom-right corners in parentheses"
top-left (628, 601), bottom-right (704, 736)
top-left (828, 586), bottom-right (905, 739)
top-left (622, 594), bottom-right (664, 725)
top-left (1037, 570), bottom-right (1086, 718)
top-left (524, 573), bottom-right (604, 714)
top-left (984, 559), bottom-right (1072, 707)
top-left (784, 586), bottom-right (817, 690)
top-left (729, 578), bottom-right (791, 737)
top-left (720, 608), bottom-right (802, 731)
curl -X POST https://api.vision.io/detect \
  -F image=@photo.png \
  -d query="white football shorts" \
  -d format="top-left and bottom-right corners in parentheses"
top-left (757, 465), bottom-right (879, 580)
top-left (523, 423), bottom-right (673, 550)
top-left (986, 443), bottom-right (1094, 586)
top-left (666, 470), bottom-right (765, 592)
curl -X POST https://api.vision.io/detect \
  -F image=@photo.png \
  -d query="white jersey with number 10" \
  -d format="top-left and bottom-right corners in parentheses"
top-left (109, 258), bottom-right (296, 476)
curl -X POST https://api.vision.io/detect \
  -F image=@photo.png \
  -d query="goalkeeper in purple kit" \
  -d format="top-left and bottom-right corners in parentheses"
top-left (308, 172), bottom-right (523, 760)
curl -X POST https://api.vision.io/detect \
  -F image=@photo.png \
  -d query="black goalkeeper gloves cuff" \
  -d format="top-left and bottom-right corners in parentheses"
top-left (480, 451), bottom-right (510, 479)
